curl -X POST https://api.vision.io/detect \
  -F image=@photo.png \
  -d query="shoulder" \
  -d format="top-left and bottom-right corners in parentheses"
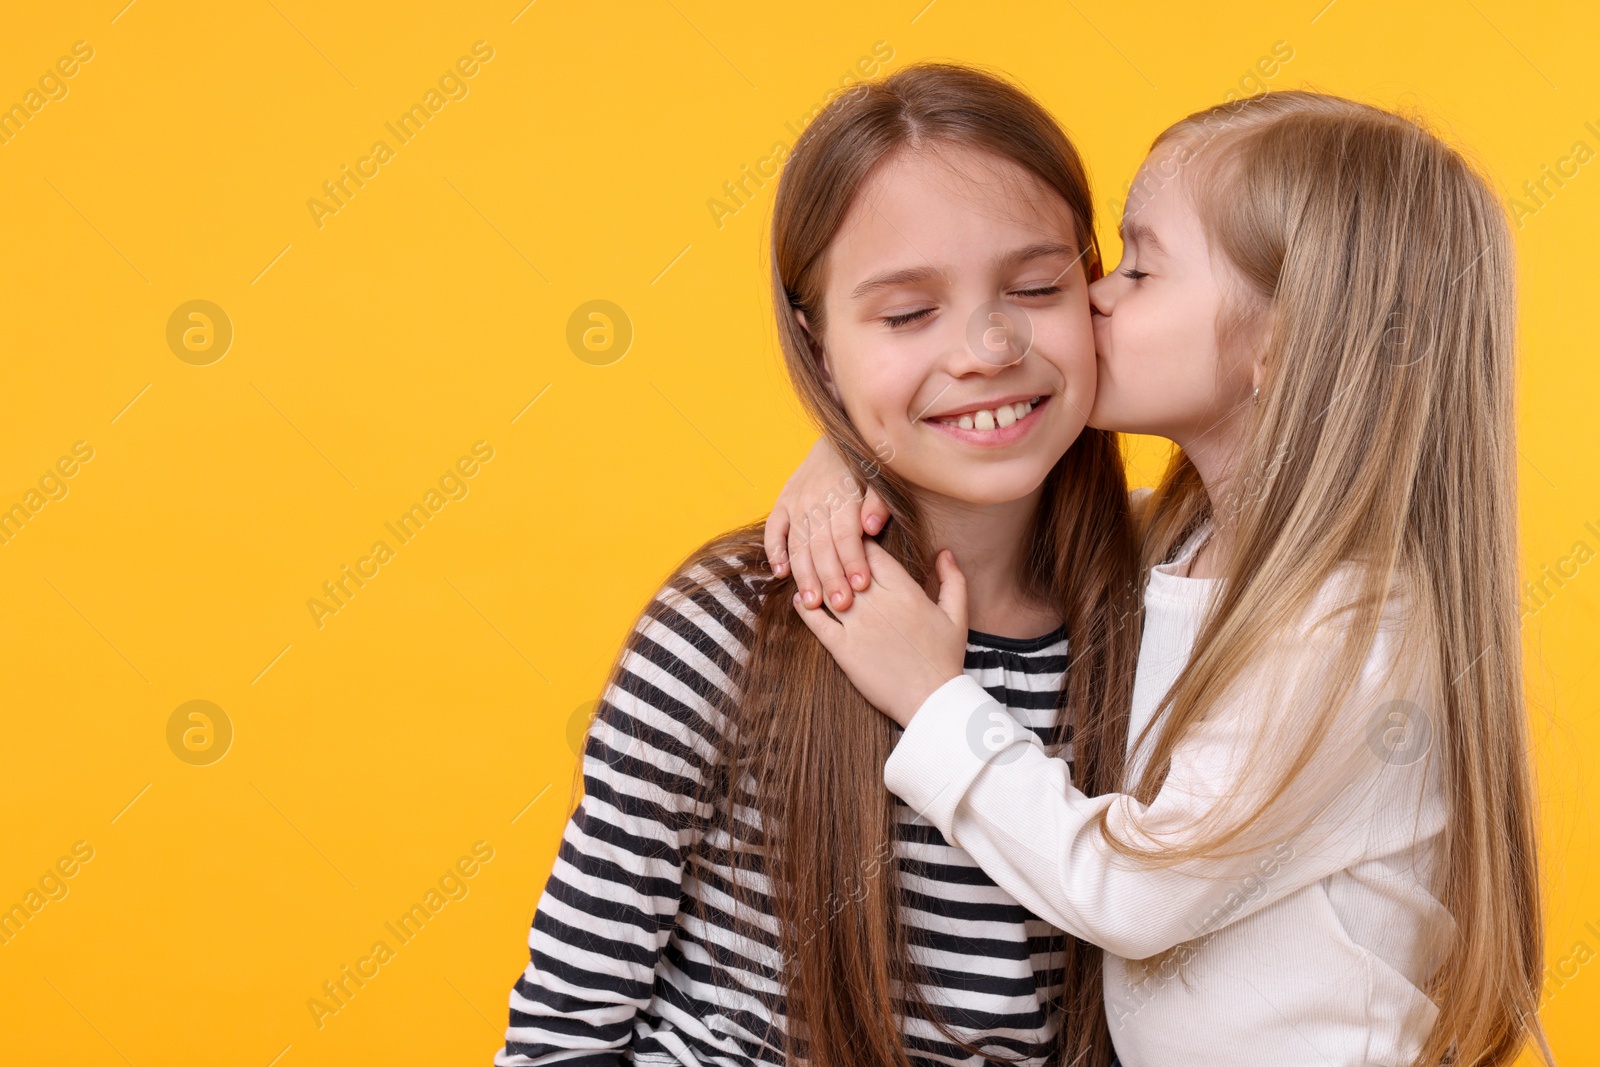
top-left (1300, 560), bottom-right (1426, 641)
top-left (1271, 561), bottom-right (1441, 712)
top-left (631, 551), bottom-right (769, 682)
top-left (590, 544), bottom-right (771, 770)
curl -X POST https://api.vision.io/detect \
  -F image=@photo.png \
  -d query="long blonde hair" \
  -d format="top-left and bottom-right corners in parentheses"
top-left (1117, 90), bottom-right (1551, 1066)
top-left (587, 63), bottom-right (1141, 1067)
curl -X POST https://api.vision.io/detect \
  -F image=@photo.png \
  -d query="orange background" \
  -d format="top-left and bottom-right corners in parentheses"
top-left (0, 1), bottom-right (1594, 1064)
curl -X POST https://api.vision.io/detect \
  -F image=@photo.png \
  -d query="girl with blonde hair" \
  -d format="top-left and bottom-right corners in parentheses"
top-left (772, 90), bottom-right (1553, 1067)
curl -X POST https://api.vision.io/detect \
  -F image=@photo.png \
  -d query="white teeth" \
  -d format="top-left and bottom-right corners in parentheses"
top-left (934, 396), bottom-right (1042, 432)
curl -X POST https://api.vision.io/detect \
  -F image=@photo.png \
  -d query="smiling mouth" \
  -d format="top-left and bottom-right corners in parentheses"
top-left (928, 395), bottom-right (1044, 432)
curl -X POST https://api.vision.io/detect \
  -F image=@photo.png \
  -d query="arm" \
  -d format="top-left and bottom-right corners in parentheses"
top-left (497, 567), bottom-right (749, 1065)
top-left (884, 588), bottom-right (1446, 961)
top-left (763, 437), bottom-right (891, 612)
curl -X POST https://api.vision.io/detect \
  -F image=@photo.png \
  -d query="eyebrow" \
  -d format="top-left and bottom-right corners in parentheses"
top-left (848, 241), bottom-right (1083, 300)
top-left (1119, 221), bottom-right (1166, 255)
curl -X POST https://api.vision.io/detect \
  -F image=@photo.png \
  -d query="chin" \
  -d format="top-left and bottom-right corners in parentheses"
top-left (937, 470), bottom-right (1054, 507)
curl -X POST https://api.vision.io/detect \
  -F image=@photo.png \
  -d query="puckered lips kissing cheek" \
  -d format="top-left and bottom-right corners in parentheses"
top-left (920, 392), bottom-right (1051, 447)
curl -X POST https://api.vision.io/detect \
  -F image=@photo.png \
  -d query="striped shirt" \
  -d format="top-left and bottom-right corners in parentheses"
top-left (497, 561), bottom-right (1076, 1067)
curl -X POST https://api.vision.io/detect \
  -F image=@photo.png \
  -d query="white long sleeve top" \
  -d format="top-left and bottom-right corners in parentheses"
top-left (883, 520), bottom-right (1454, 1067)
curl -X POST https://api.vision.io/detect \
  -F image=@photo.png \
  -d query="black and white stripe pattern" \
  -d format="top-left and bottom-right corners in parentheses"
top-left (498, 560), bottom-right (1074, 1067)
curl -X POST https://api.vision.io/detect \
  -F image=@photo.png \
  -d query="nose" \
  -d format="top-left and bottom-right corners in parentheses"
top-left (1089, 273), bottom-right (1115, 318)
top-left (952, 301), bottom-right (1034, 373)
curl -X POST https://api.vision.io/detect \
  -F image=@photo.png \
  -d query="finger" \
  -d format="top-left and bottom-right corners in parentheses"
top-left (861, 484), bottom-right (891, 536)
top-left (791, 589), bottom-right (844, 648)
top-left (861, 538), bottom-right (914, 589)
top-left (809, 501), bottom-right (852, 612)
top-left (763, 504), bottom-right (791, 580)
top-left (788, 520), bottom-right (823, 608)
top-left (830, 496), bottom-right (871, 601)
top-left (935, 550), bottom-right (969, 630)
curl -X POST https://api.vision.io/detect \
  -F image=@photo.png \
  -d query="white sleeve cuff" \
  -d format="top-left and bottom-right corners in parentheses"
top-left (882, 673), bottom-right (1044, 844)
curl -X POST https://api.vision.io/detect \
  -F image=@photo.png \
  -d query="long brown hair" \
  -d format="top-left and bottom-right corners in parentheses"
top-left (1118, 91), bottom-right (1552, 1067)
top-left (585, 63), bottom-right (1141, 1067)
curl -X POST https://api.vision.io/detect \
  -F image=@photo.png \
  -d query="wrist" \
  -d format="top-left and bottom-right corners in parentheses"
top-left (894, 669), bottom-right (962, 728)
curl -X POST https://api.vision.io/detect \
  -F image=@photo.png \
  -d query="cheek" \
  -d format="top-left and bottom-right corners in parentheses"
top-left (1111, 292), bottom-right (1205, 380)
top-left (1112, 295), bottom-right (1165, 360)
top-left (1094, 289), bottom-right (1236, 434)
top-left (1031, 295), bottom-right (1095, 379)
top-left (1030, 315), bottom-right (1094, 422)
top-left (1061, 307), bottom-right (1098, 384)
top-left (830, 336), bottom-right (921, 437)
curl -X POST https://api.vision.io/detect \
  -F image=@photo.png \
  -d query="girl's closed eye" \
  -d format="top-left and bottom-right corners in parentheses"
top-left (881, 282), bottom-right (1066, 328)
top-left (1120, 267), bottom-right (1149, 280)
top-left (882, 306), bottom-right (935, 328)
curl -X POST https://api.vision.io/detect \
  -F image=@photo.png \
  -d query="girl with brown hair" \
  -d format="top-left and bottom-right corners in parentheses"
top-left (497, 62), bottom-right (1139, 1067)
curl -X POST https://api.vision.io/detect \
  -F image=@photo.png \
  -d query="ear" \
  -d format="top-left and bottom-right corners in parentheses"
top-left (1249, 313), bottom-right (1276, 393)
top-left (794, 308), bottom-right (816, 351)
top-left (795, 309), bottom-right (841, 405)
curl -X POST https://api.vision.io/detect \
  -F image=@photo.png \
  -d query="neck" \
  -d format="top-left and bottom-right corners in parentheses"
top-left (914, 484), bottom-right (1059, 640)
top-left (1174, 411), bottom-right (1249, 579)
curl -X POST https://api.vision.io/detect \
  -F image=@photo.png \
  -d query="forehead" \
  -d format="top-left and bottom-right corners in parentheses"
top-left (1121, 143), bottom-right (1210, 247)
top-left (1124, 145), bottom-right (1184, 217)
top-left (827, 143), bottom-right (1080, 274)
